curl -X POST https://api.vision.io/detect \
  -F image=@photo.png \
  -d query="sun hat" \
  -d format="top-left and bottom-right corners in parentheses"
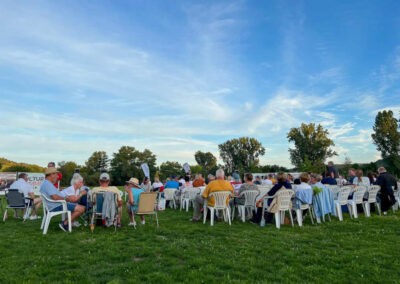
top-left (99, 173), bottom-right (110, 181)
top-left (45, 167), bottom-right (59, 175)
top-left (126, 177), bottom-right (140, 186)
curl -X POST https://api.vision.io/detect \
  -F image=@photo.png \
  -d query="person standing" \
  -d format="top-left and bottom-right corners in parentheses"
top-left (376, 167), bottom-right (398, 214)
top-left (327, 161), bottom-right (339, 179)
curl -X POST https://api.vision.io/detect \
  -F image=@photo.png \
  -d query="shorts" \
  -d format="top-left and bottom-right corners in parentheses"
top-left (51, 202), bottom-right (77, 212)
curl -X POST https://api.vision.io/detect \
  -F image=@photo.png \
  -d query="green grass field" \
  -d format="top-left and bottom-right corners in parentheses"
top-left (1, 198), bottom-right (400, 283)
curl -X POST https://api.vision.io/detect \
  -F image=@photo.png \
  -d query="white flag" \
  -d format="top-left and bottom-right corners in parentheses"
top-left (183, 162), bottom-right (190, 174)
top-left (141, 163), bottom-right (150, 178)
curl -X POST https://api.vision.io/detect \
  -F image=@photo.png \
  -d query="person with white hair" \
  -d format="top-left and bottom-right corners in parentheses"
top-left (190, 168), bottom-right (233, 222)
top-left (376, 167), bottom-right (398, 214)
top-left (60, 173), bottom-right (88, 227)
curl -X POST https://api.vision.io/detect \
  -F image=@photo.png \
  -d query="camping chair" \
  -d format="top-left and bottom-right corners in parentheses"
top-left (363, 185), bottom-right (381, 217)
top-left (3, 189), bottom-right (31, 222)
top-left (90, 191), bottom-right (119, 231)
top-left (261, 189), bottom-right (295, 229)
top-left (134, 192), bottom-right (159, 228)
top-left (40, 194), bottom-right (71, 234)
top-left (231, 189), bottom-right (260, 222)
top-left (347, 186), bottom-right (367, 218)
top-left (334, 186), bottom-right (352, 221)
top-left (203, 191), bottom-right (232, 226)
top-left (181, 187), bottom-right (200, 212)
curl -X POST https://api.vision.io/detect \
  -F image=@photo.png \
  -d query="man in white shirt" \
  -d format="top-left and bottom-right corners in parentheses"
top-left (9, 173), bottom-right (42, 220)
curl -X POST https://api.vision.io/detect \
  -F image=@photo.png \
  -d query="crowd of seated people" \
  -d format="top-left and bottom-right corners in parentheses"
top-left (31, 160), bottom-right (398, 232)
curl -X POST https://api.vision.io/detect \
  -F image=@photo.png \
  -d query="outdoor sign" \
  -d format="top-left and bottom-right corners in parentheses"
top-left (0, 172), bottom-right (17, 194)
top-left (141, 163), bottom-right (150, 178)
top-left (25, 172), bottom-right (45, 195)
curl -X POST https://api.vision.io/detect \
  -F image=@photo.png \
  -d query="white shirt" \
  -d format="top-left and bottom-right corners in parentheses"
top-left (9, 178), bottom-right (33, 198)
top-left (262, 179), bottom-right (273, 185)
top-left (353, 177), bottom-right (370, 187)
top-left (61, 185), bottom-right (79, 197)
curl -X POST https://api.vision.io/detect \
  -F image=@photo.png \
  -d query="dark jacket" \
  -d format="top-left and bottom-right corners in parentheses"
top-left (376, 172), bottom-right (398, 193)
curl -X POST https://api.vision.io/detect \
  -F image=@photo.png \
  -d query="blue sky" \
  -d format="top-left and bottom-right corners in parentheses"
top-left (0, 0), bottom-right (399, 168)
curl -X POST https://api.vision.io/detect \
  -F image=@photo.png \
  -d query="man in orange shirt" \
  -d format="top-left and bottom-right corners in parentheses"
top-left (192, 174), bottom-right (206, 187)
top-left (190, 169), bottom-right (233, 222)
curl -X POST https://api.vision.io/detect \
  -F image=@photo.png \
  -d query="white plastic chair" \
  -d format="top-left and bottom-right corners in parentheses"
top-left (363, 185), bottom-right (381, 217)
top-left (334, 186), bottom-right (351, 221)
top-left (347, 186), bottom-right (367, 218)
top-left (203, 191), bottom-right (232, 226)
top-left (262, 189), bottom-right (295, 229)
top-left (327, 185), bottom-right (340, 199)
top-left (231, 189), bottom-right (260, 222)
top-left (181, 187), bottom-right (200, 212)
top-left (163, 188), bottom-right (177, 209)
top-left (41, 194), bottom-right (71, 234)
top-left (295, 203), bottom-right (314, 227)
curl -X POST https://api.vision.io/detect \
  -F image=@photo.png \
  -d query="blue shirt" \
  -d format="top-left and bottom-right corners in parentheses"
top-left (130, 188), bottom-right (144, 211)
top-left (321, 177), bottom-right (337, 185)
top-left (165, 180), bottom-right (180, 189)
top-left (40, 179), bottom-right (64, 211)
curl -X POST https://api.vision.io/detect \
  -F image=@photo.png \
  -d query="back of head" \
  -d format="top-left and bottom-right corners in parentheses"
top-left (215, 168), bottom-right (225, 179)
top-left (300, 173), bottom-right (310, 183)
top-left (378, 167), bottom-right (386, 174)
top-left (244, 173), bottom-right (253, 182)
top-left (71, 173), bottom-right (83, 186)
top-left (276, 172), bottom-right (287, 183)
top-left (18, 173), bottom-right (27, 179)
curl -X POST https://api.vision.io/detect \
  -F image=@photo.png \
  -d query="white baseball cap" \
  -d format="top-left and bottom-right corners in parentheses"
top-left (99, 173), bottom-right (110, 181)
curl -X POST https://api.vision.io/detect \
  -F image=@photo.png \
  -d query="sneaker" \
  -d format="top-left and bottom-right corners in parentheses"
top-left (59, 221), bottom-right (68, 232)
top-left (141, 220), bottom-right (145, 225)
top-left (29, 215), bottom-right (41, 220)
top-left (128, 222), bottom-right (137, 227)
top-left (72, 221), bottom-right (81, 227)
top-left (383, 211), bottom-right (387, 215)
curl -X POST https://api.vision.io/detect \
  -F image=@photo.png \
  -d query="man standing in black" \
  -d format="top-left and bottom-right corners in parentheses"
top-left (376, 167), bottom-right (398, 214)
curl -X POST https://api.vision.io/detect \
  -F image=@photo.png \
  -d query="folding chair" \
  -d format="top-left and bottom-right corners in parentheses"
top-left (3, 189), bottom-right (31, 222)
top-left (135, 192), bottom-right (159, 228)
top-left (90, 191), bottom-right (118, 231)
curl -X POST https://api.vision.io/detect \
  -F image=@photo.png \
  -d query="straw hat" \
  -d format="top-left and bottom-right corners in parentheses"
top-left (45, 167), bottom-right (59, 175)
top-left (126, 177), bottom-right (140, 186)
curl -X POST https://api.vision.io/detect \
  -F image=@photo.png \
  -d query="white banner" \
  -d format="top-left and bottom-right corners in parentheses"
top-left (26, 173), bottom-right (45, 196)
top-left (183, 162), bottom-right (190, 174)
top-left (141, 163), bottom-right (150, 178)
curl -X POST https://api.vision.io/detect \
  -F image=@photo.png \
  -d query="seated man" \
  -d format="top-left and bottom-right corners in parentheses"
top-left (10, 173), bottom-right (42, 220)
top-left (321, 172), bottom-right (337, 185)
top-left (91, 173), bottom-right (123, 227)
top-left (190, 168), bottom-right (234, 222)
top-left (40, 168), bottom-right (85, 232)
top-left (192, 174), bottom-right (206, 187)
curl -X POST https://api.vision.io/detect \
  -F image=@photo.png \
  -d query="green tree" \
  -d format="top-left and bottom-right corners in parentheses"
top-left (2, 165), bottom-right (31, 172)
top-left (85, 151), bottom-right (109, 174)
top-left (371, 110), bottom-right (400, 175)
top-left (287, 123), bottom-right (336, 172)
top-left (110, 146), bottom-right (158, 185)
top-left (218, 137), bottom-right (265, 174)
top-left (194, 151), bottom-right (217, 174)
top-left (58, 161), bottom-right (79, 187)
top-left (159, 161), bottom-right (182, 181)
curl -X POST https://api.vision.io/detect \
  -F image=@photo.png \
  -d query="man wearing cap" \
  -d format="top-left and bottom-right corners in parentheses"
top-left (125, 177), bottom-right (145, 226)
top-left (91, 173), bottom-right (123, 226)
top-left (40, 168), bottom-right (85, 232)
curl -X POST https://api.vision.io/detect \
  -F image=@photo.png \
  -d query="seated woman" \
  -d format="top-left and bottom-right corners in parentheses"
top-left (235, 173), bottom-right (258, 206)
top-left (126, 177), bottom-right (145, 226)
top-left (250, 172), bottom-right (291, 224)
top-left (353, 169), bottom-right (370, 187)
top-left (61, 173), bottom-right (88, 227)
top-left (293, 173), bottom-right (313, 209)
top-left (152, 177), bottom-right (164, 192)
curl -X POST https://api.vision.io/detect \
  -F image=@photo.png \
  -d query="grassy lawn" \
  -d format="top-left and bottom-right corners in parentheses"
top-left (1, 197), bottom-right (400, 283)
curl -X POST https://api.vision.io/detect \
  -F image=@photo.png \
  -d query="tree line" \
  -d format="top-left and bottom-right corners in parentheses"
top-left (1, 110), bottom-right (398, 185)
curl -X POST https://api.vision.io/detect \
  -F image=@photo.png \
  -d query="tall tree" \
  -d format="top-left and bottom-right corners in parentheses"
top-left (194, 151), bottom-right (217, 174)
top-left (110, 146), bottom-right (158, 185)
top-left (371, 110), bottom-right (400, 175)
top-left (84, 151), bottom-right (109, 174)
top-left (58, 161), bottom-right (79, 187)
top-left (159, 161), bottom-right (182, 180)
top-left (287, 123), bottom-right (336, 172)
top-left (218, 137), bottom-right (265, 174)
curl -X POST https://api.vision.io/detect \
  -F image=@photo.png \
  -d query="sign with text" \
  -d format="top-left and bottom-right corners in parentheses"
top-left (25, 173), bottom-right (45, 195)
